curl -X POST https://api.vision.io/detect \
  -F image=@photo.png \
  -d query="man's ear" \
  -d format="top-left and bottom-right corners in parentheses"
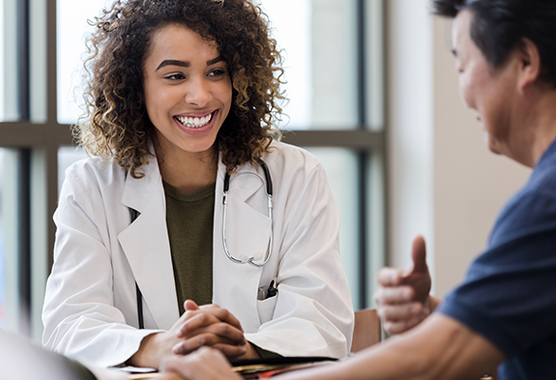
top-left (516, 37), bottom-right (542, 90)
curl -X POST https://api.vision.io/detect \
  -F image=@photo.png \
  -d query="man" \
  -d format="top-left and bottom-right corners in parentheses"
top-left (374, 0), bottom-right (556, 377)
top-left (157, 0), bottom-right (556, 379)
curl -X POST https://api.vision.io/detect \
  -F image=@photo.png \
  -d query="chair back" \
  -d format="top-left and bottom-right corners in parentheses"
top-left (350, 308), bottom-right (382, 353)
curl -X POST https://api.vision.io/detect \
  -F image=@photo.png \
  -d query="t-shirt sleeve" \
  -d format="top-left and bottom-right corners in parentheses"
top-left (437, 193), bottom-right (556, 358)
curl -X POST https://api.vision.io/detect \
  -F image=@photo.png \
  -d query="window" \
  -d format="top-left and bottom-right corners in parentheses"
top-left (0, 0), bottom-right (70, 337)
top-left (0, 1), bottom-right (4, 121)
top-left (0, 149), bottom-right (5, 326)
top-left (57, 0), bottom-right (113, 124)
top-left (0, 148), bottom-right (23, 330)
top-left (0, 2), bottom-right (5, 327)
top-left (0, 0), bottom-right (385, 339)
top-left (261, 0), bottom-right (386, 308)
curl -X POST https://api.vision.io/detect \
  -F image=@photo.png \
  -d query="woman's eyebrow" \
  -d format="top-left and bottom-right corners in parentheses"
top-left (156, 56), bottom-right (224, 71)
top-left (206, 56), bottom-right (224, 66)
top-left (156, 59), bottom-right (189, 71)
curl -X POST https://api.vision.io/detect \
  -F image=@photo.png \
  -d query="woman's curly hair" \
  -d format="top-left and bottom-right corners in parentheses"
top-left (77, 0), bottom-right (285, 178)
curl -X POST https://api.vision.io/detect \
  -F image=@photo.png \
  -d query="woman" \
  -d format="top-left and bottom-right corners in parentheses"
top-left (42, 0), bottom-right (353, 370)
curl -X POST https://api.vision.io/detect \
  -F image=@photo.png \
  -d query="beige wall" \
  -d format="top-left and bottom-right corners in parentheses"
top-left (386, 0), bottom-right (530, 298)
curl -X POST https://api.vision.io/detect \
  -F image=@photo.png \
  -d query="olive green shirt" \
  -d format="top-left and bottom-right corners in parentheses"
top-left (164, 181), bottom-right (215, 315)
top-left (163, 181), bottom-right (280, 358)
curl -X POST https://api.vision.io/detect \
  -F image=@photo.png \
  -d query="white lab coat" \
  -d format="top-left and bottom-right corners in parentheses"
top-left (42, 141), bottom-right (354, 367)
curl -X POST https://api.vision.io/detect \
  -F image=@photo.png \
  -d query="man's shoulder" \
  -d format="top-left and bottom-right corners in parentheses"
top-left (489, 163), bottom-right (556, 249)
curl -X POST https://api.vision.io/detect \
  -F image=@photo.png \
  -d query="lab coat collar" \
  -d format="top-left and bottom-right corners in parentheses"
top-left (120, 150), bottom-right (160, 212)
top-left (118, 152), bottom-right (179, 329)
top-left (213, 156), bottom-right (270, 332)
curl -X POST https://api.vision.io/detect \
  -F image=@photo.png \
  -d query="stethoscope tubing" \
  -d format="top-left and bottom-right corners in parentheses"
top-left (222, 160), bottom-right (273, 267)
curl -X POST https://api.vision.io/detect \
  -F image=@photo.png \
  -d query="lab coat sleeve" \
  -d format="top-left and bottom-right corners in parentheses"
top-left (244, 161), bottom-right (354, 358)
top-left (41, 165), bottom-right (160, 367)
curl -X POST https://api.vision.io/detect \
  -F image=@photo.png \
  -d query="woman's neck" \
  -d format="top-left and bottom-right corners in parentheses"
top-left (155, 144), bottom-right (219, 194)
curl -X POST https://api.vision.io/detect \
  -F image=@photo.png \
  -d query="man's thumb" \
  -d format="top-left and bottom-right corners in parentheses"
top-left (410, 235), bottom-right (428, 274)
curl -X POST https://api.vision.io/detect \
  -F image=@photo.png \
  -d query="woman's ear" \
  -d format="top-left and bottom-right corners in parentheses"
top-left (516, 37), bottom-right (542, 90)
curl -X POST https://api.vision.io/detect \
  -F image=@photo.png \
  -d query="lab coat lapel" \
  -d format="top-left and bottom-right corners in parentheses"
top-left (118, 157), bottom-right (179, 329)
top-left (212, 160), bottom-right (270, 332)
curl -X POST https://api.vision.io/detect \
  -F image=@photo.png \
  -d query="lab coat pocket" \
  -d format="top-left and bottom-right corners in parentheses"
top-left (225, 192), bottom-right (271, 264)
top-left (256, 295), bottom-right (278, 324)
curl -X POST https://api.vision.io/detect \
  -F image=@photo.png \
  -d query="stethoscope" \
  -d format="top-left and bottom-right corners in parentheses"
top-left (132, 160), bottom-right (274, 329)
top-left (222, 160), bottom-right (274, 267)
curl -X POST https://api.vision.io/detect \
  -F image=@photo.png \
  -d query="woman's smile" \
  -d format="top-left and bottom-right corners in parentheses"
top-left (173, 110), bottom-right (219, 135)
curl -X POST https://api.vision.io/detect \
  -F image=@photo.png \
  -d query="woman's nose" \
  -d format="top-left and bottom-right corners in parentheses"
top-left (185, 79), bottom-right (212, 107)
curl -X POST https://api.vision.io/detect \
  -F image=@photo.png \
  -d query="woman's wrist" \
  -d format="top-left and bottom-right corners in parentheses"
top-left (129, 332), bottom-right (166, 369)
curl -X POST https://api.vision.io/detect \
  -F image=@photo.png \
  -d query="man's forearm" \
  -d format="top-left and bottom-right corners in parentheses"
top-left (279, 314), bottom-right (503, 380)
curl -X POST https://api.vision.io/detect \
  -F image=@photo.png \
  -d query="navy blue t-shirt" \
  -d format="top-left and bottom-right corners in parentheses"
top-left (437, 140), bottom-right (556, 379)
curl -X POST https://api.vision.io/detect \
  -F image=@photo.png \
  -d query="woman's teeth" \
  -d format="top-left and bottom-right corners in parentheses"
top-left (176, 113), bottom-right (213, 128)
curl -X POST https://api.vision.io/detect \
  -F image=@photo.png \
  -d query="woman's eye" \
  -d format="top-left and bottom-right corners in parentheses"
top-left (165, 73), bottom-right (185, 80)
top-left (208, 69), bottom-right (226, 77)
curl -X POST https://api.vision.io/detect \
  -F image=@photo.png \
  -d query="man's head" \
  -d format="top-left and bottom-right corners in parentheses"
top-left (433, 0), bottom-right (556, 166)
top-left (432, 0), bottom-right (556, 86)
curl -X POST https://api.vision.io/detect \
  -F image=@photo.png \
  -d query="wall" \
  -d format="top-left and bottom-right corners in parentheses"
top-left (386, 0), bottom-right (531, 298)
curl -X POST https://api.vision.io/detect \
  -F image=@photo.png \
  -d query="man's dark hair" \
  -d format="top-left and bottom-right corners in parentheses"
top-left (432, 0), bottom-right (556, 85)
